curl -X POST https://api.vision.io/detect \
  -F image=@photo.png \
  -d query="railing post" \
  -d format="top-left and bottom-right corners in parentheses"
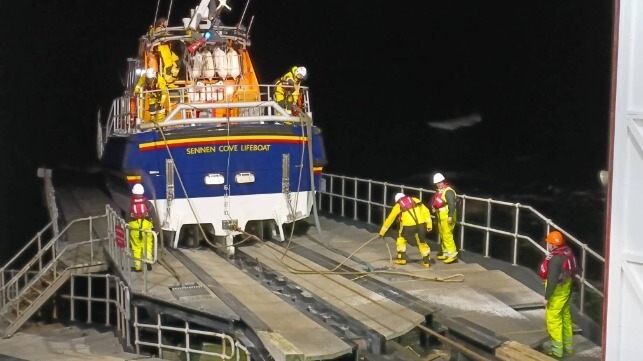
top-left (485, 200), bottom-right (492, 258)
top-left (341, 177), bottom-right (346, 218)
top-left (458, 196), bottom-right (466, 251)
top-left (513, 205), bottom-right (520, 266)
top-left (579, 246), bottom-right (588, 315)
top-left (367, 181), bottom-right (373, 225)
top-left (329, 175), bottom-right (334, 213)
top-left (353, 178), bottom-right (358, 221)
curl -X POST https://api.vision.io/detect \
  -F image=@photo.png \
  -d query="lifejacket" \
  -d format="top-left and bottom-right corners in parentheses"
top-left (538, 245), bottom-right (578, 281)
top-left (431, 183), bottom-right (454, 209)
top-left (130, 195), bottom-right (150, 220)
top-left (397, 195), bottom-right (418, 212)
top-left (144, 78), bottom-right (158, 91)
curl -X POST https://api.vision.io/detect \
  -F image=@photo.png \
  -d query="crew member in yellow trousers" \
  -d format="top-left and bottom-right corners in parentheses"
top-left (538, 231), bottom-right (579, 358)
top-left (430, 172), bottom-right (458, 263)
top-left (128, 184), bottom-right (158, 272)
top-left (134, 68), bottom-right (168, 122)
top-left (379, 193), bottom-right (432, 267)
top-left (275, 66), bottom-right (307, 114)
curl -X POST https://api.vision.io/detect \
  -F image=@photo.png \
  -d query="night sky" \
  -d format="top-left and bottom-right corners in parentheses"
top-left (0, 1), bottom-right (613, 259)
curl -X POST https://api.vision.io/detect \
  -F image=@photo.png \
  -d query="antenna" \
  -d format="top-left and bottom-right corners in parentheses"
top-left (247, 15), bottom-right (255, 36)
top-left (237, 0), bottom-right (251, 29)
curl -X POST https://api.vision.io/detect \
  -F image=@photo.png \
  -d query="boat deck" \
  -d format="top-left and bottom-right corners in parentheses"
top-left (16, 183), bottom-right (601, 361)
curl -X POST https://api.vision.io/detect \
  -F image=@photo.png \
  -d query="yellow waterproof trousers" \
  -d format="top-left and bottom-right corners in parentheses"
top-left (436, 208), bottom-right (457, 258)
top-left (129, 219), bottom-right (154, 271)
top-left (545, 279), bottom-right (573, 357)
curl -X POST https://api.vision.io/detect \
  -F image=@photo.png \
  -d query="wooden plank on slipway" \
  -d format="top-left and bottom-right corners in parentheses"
top-left (181, 248), bottom-right (352, 361)
top-left (240, 242), bottom-right (426, 340)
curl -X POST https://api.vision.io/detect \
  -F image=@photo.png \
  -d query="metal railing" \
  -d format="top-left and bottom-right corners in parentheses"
top-left (0, 222), bottom-right (54, 304)
top-left (0, 214), bottom-right (107, 309)
top-left (104, 205), bottom-right (158, 291)
top-left (132, 309), bottom-right (248, 361)
top-left (59, 274), bottom-right (131, 343)
top-left (105, 83), bottom-right (311, 136)
top-left (316, 173), bottom-right (605, 324)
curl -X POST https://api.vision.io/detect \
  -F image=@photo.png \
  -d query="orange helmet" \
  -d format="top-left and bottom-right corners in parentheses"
top-left (546, 231), bottom-right (564, 246)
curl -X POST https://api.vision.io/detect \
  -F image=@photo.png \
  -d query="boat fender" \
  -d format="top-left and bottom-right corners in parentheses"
top-left (190, 52), bottom-right (203, 79)
top-left (213, 47), bottom-right (228, 79)
top-left (227, 48), bottom-right (241, 78)
top-left (202, 50), bottom-right (215, 79)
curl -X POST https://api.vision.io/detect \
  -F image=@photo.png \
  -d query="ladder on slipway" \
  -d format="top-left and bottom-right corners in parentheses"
top-left (0, 214), bottom-right (108, 338)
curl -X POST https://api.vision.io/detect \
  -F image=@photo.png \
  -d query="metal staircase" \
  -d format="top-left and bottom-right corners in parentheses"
top-left (0, 213), bottom-right (109, 338)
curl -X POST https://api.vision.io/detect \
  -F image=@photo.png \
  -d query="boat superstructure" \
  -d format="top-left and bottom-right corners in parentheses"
top-left (98, 0), bottom-right (326, 253)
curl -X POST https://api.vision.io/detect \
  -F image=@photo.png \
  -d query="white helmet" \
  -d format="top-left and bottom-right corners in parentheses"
top-left (295, 66), bottom-right (307, 79)
top-left (145, 68), bottom-right (157, 79)
top-left (433, 173), bottom-right (445, 184)
top-left (394, 193), bottom-right (405, 202)
top-left (132, 183), bottom-right (145, 195)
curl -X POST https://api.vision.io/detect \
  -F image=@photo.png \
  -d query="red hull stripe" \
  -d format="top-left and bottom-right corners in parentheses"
top-left (139, 135), bottom-right (307, 151)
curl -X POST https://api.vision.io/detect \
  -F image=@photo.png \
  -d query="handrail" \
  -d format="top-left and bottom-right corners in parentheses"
top-left (5, 238), bottom-right (106, 315)
top-left (104, 205), bottom-right (159, 292)
top-left (316, 173), bottom-right (604, 324)
top-left (0, 222), bottom-right (53, 277)
top-left (0, 213), bottom-right (108, 308)
top-left (106, 83), bottom-right (312, 136)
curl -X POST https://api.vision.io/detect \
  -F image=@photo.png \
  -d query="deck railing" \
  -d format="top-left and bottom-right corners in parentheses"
top-left (316, 173), bottom-right (605, 325)
top-left (105, 83), bottom-right (311, 136)
top-left (0, 214), bottom-right (107, 309)
top-left (104, 205), bottom-right (158, 292)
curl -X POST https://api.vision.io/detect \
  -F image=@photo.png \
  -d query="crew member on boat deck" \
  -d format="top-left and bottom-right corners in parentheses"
top-left (430, 172), bottom-right (458, 264)
top-left (127, 183), bottom-right (159, 272)
top-left (275, 66), bottom-right (307, 114)
top-left (134, 68), bottom-right (169, 122)
top-left (148, 17), bottom-right (180, 87)
top-left (378, 193), bottom-right (432, 267)
top-left (539, 231), bottom-right (579, 358)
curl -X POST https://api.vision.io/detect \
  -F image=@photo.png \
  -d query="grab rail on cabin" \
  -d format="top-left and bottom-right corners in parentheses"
top-left (105, 84), bottom-right (311, 135)
top-left (316, 173), bottom-right (605, 326)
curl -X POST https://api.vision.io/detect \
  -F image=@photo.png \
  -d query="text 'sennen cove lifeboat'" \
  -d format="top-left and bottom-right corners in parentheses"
top-left (98, 0), bottom-right (327, 255)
